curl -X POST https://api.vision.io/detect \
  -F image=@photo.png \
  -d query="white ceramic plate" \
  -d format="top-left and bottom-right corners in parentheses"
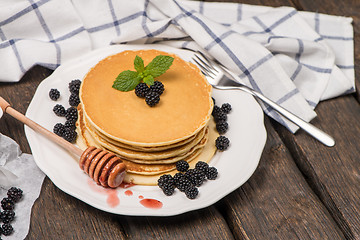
top-left (25, 44), bottom-right (266, 216)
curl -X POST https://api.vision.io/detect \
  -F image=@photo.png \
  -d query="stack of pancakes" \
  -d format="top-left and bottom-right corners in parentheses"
top-left (76, 49), bottom-right (218, 185)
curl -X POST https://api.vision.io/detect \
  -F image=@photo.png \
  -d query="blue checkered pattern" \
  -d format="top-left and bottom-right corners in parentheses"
top-left (0, 0), bottom-right (355, 132)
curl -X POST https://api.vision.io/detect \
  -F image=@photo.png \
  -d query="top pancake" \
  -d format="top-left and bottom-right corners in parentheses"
top-left (80, 49), bottom-right (213, 147)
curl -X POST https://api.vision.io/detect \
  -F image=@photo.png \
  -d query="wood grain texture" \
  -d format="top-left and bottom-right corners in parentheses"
top-left (274, 96), bottom-right (360, 239)
top-left (217, 118), bottom-right (344, 239)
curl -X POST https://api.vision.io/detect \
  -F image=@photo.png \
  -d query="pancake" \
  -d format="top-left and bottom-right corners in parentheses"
top-left (76, 117), bottom-right (219, 184)
top-left (80, 49), bottom-right (213, 147)
top-left (76, 116), bottom-right (217, 175)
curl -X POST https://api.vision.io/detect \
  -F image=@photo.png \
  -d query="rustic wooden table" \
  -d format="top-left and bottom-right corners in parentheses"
top-left (1, 0), bottom-right (359, 239)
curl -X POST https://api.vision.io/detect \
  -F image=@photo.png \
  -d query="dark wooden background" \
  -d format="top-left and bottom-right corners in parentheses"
top-left (0, 0), bottom-right (359, 239)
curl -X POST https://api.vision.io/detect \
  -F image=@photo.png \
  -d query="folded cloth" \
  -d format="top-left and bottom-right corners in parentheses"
top-left (0, 134), bottom-right (45, 240)
top-left (0, 0), bottom-right (354, 132)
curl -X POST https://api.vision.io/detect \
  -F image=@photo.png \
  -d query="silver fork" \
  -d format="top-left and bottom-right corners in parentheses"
top-left (192, 51), bottom-right (335, 147)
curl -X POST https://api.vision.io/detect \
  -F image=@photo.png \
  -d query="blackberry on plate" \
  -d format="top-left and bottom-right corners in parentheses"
top-left (0, 210), bottom-right (15, 223)
top-left (206, 167), bottom-right (218, 180)
top-left (65, 107), bottom-right (78, 122)
top-left (185, 185), bottom-right (198, 199)
top-left (53, 123), bottom-right (65, 137)
top-left (221, 103), bottom-right (232, 114)
top-left (149, 81), bottom-right (164, 95)
top-left (185, 169), bottom-right (205, 187)
top-left (135, 83), bottom-right (149, 98)
top-left (49, 89), bottom-right (60, 101)
top-left (69, 93), bottom-right (80, 107)
top-left (174, 174), bottom-right (193, 192)
top-left (195, 161), bottom-right (209, 174)
top-left (145, 91), bottom-right (160, 107)
top-left (216, 121), bottom-right (228, 134)
top-left (7, 187), bottom-right (23, 202)
top-left (215, 136), bottom-right (230, 151)
top-left (214, 111), bottom-right (227, 123)
top-left (63, 128), bottom-right (77, 143)
top-left (69, 79), bottom-right (81, 95)
top-left (53, 104), bottom-right (66, 117)
top-left (157, 174), bottom-right (174, 189)
top-left (212, 105), bottom-right (221, 117)
top-left (64, 120), bottom-right (76, 130)
top-left (161, 183), bottom-right (175, 196)
top-left (1, 223), bottom-right (13, 236)
top-left (175, 160), bottom-right (189, 172)
top-left (1, 198), bottom-right (14, 211)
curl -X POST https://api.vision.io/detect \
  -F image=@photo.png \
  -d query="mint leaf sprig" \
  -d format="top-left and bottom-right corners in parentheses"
top-left (112, 55), bottom-right (174, 92)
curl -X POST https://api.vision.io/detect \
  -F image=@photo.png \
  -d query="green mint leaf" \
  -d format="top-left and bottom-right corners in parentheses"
top-left (112, 70), bottom-right (142, 91)
top-left (145, 55), bottom-right (174, 78)
top-left (134, 55), bottom-right (145, 73)
top-left (143, 75), bottom-right (154, 86)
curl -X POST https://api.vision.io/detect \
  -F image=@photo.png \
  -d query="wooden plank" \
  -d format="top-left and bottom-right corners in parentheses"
top-left (273, 96), bottom-right (360, 239)
top-left (217, 118), bottom-right (344, 239)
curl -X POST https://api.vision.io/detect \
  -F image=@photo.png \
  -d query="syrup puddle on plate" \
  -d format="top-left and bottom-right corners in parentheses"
top-left (88, 180), bottom-right (163, 209)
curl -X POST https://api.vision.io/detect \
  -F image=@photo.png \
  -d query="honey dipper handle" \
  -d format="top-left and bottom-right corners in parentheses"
top-left (0, 97), bottom-right (83, 157)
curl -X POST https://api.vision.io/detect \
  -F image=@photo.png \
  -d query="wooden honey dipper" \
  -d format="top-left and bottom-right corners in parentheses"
top-left (0, 97), bottom-right (126, 188)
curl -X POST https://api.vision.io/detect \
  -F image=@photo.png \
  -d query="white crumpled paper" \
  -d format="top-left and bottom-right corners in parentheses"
top-left (0, 134), bottom-right (45, 240)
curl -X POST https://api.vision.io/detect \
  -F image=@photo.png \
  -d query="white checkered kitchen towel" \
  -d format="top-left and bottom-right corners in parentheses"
top-left (0, 0), bottom-right (354, 132)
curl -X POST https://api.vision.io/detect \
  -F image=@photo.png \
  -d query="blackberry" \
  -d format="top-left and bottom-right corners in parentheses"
top-left (174, 174), bottom-right (193, 192)
top-left (64, 120), bottom-right (76, 130)
top-left (195, 161), bottom-right (209, 174)
top-left (175, 160), bottom-right (189, 172)
top-left (65, 107), bottom-right (78, 122)
top-left (145, 91), bottom-right (160, 107)
top-left (69, 93), bottom-right (80, 107)
top-left (1, 198), bottom-right (14, 211)
top-left (161, 183), bottom-right (175, 196)
top-left (212, 105), bottom-right (221, 117)
top-left (184, 185), bottom-right (198, 199)
top-left (215, 136), bottom-right (230, 151)
top-left (214, 111), bottom-right (227, 123)
top-left (7, 187), bottom-right (23, 202)
top-left (69, 79), bottom-right (81, 95)
top-left (53, 123), bottom-right (65, 137)
top-left (157, 174), bottom-right (174, 189)
top-left (185, 169), bottom-right (205, 187)
top-left (149, 81), bottom-right (164, 95)
top-left (1, 223), bottom-right (13, 236)
top-left (49, 89), bottom-right (60, 101)
top-left (53, 104), bottom-right (66, 117)
top-left (173, 172), bottom-right (184, 185)
top-left (0, 210), bottom-right (15, 223)
top-left (135, 83), bottom-right (150, 98)
top-left (216, 121), bottom-right (228, 134)
top-left (221, 103), bottom-right (232, 114)
top-left (63, 128), bottom-right (77, 143)
top-left (206, 167), bottom-right (218, 180)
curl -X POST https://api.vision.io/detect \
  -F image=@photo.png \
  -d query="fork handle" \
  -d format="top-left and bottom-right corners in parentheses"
top-left (221, 85), bottom-right (335, 147)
